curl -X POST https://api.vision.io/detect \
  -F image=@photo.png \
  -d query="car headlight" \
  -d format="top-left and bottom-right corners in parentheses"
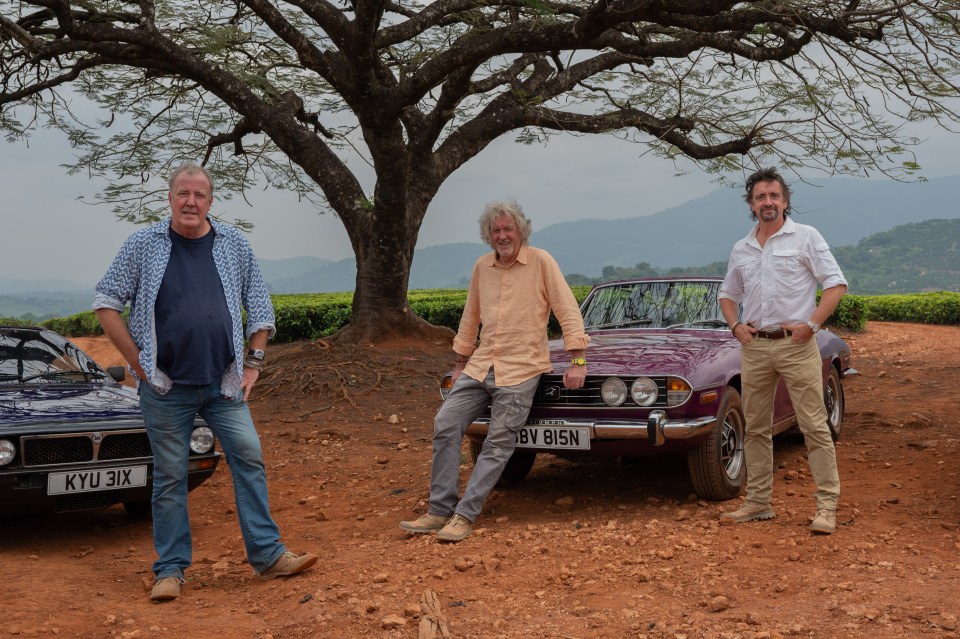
top-left (601, 377), bottom-right (628, 406)
top-left (630, 378), bottom-right (658, 406)
top-left (190, 426), bottom-right (215, 454)
top-left (0, 439), bottom-right (15, 466)
top-left (666, 377), bottom-right (693, 406)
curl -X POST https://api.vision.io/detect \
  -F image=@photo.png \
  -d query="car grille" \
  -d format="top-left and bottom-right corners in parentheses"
top-left (533, 374), bottom-right (672, 408)
top-left (21, 429), bottom-right (152, 468)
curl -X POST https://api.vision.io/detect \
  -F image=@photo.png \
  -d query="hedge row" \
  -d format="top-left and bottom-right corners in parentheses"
top-left (22, 285), bottom-right (887, 341)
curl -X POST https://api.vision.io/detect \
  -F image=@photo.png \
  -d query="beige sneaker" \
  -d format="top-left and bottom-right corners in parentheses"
top-left (150, 576), bottom-right (183, 602)
top-left (436, 513), bottom-right (474, 542)
top-left (399, 513), bottom-right (450, 533)
top-left (258, 551), bottom-right (319, 581)
top-left (810, 509), bottom-right (837, 534)
top-left (719, 501), bottom-right (776, 523)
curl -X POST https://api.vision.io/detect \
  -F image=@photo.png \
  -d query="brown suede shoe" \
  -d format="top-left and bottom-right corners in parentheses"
top-left (719, 501), bottom-right (776, 523)
top-left (150, 576), bottom-right (183, 602)
top-left (810, 509), bottom-right (837, 534)
top-left (436, 513), bottom-right (474, 542)
top-left (399, 513), bottom-right (450, 533)
top-left (258, 551), bottom-right (318, 581)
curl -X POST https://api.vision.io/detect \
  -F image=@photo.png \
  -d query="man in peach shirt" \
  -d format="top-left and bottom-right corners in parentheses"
top-left (400, 200), bottom-right (590, 542)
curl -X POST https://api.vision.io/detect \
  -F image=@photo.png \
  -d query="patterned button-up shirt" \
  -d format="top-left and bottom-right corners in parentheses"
top-left (93, 216), bottom-right (275, 398)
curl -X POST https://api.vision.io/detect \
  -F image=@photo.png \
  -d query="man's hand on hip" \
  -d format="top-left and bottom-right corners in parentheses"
top-left (240, 366), bottom-right (260, 401)
top-left (785, 322), bottom-right (815, 343)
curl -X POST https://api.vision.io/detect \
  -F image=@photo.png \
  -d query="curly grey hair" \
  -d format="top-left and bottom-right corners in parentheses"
top-left (478, 200), bottom-right (532, 247)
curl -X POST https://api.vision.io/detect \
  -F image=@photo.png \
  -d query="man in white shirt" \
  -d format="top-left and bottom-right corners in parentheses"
top-left (718, 167), bottom-right (847, 534)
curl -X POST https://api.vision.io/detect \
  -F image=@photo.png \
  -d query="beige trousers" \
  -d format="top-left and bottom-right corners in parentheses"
top-left (740, 336), bottom-right (840, 510)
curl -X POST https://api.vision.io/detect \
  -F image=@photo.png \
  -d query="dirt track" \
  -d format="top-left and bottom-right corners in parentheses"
top-left (1, 321), bottom-right (958, 639)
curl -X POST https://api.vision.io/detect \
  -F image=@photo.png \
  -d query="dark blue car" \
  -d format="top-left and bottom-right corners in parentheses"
top-left (0, 326), bottom-right (220, 516)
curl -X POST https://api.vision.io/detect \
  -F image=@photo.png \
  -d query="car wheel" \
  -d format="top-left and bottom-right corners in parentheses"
top-left (468, 439), bottom-right (537, 486)
top-left (824, 366), bottom-right (844, 441)
top-left (687, 387), bottom-right (746, 501)
top-left (123, 500), bottom-right (152, 519)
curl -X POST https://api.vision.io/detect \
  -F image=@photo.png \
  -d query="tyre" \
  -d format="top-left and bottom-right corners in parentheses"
top-left (687, 387), bottom-right (746, 501)
top-left (824, 366), bottom-right (844, 441)
top-left (468, 439), bottom-right (537, 486)
top-left (123, 500), bottom-right (152, 519)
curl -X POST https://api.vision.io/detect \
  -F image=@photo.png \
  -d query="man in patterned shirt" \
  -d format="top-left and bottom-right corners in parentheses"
top-left (94, 162), bottom-right (316, 601)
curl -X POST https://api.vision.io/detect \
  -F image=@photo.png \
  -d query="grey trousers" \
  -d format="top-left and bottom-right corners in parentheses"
top-left (428, 369), bottom-right (539, 522)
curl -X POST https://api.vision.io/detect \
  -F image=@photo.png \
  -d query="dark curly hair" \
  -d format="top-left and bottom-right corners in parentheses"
top-left (744, 167), bottom-right (792, 220)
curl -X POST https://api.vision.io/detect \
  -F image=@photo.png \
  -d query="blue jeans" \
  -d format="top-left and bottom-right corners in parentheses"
top-left (139, 382), bottom-right (286, 578)
top-left (429, 370), bottom-right (539, 522)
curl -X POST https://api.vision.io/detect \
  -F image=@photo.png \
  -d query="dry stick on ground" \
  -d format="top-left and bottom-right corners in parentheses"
top-left (418, 590), bottom-right (451, 639)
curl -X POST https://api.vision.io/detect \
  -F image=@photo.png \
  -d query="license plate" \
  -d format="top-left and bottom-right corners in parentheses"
top-left (516, 426), bottom-right (590, 450)
top-left (47, 465), bottom-right (148, 495)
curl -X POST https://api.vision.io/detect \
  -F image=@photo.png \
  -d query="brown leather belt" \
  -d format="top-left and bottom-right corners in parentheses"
top-left (755, 328), bottom-right (791, 339)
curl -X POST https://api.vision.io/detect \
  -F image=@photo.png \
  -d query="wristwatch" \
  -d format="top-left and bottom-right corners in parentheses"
top-left (247, 349), bottom-right (266, 361)
top-left (806, 321), bottom-right (821, 334)
top-left (571, 356), bottom-right (587, 366)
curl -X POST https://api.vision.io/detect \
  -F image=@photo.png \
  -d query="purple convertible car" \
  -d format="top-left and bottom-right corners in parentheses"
top-left (0, 326), bottom-right (220, 516)
top-left (446, 277), bottom-right (856, 501)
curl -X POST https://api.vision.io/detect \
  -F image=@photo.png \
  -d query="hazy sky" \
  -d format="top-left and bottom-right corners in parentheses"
top-left (4, 118), bottom-right (960, 288)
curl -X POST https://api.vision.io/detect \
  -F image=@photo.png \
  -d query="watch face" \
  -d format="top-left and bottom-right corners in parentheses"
top-left (248, 349), bottom-right (265, 360)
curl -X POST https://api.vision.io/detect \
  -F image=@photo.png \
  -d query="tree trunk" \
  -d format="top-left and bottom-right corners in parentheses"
top-left (328, 200), bottom-right (455, 345)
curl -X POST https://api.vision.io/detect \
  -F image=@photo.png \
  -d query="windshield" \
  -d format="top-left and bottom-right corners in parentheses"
top-left (0, 329), bottom-right (109, 385)
top-left (582, 280), bottom-right (725, 330)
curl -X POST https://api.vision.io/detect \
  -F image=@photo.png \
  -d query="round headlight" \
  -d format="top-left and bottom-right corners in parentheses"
top-left (601, 377), bottom-right (628, 406)
top-left (630, 378), bottom-right (659, 406)
top-left (190, 426), bottom-right (215, 454)
top-left (0, 439), bottom-right (15, 466)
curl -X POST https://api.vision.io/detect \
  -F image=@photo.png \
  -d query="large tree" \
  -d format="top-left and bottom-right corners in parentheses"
top-left (2, 1), bottom-right (959, 341)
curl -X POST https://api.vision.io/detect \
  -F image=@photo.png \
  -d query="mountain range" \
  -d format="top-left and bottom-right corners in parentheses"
top-left (4, 175), bottom-right (960, 319)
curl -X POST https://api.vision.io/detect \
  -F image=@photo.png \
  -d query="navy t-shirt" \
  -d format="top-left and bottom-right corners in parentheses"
top-left (154, 228), bottom-right (234, 385)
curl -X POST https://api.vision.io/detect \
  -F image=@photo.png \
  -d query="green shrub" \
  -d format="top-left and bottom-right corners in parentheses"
top-left (826, 295), bottom-right (868, 332)
top-left (860, 291), bottom-right (960, 324)
top-left (33, 288), bottom-right (960, 342)
top-left (42, 311), bottom-right (106, 336)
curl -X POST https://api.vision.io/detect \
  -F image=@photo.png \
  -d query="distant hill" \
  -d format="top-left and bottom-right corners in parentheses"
top-left (3, 175), bottom-right (960, 318)
top-left (261, 175), bottom-right (960, 293)
top-left (835, 218), bottom-right (960, 294)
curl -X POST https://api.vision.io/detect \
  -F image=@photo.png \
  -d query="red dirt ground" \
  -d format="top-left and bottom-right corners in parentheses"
top-left (1, 321), bottom-right (958, 639)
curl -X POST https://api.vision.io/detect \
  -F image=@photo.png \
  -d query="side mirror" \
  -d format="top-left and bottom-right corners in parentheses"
top-left (107, 366), bottom-right (126, 382)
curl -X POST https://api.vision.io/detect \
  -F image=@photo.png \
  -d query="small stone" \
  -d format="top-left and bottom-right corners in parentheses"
top-left (709, 595), bottom-right (730, 612)
top-left (381, 614), bottom-right (406, 629)
top-left (555, 496), bottom-right (574, 506)
top-left (388, 414), bottom-right (400, 424)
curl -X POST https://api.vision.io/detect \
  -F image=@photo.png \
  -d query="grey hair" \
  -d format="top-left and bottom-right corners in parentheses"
top-left (168, 162), bottom-right (214, 195)
top-left (744, 166), bottom-right (792, 220)
top-left (478, 200), bottom-right (532, 247)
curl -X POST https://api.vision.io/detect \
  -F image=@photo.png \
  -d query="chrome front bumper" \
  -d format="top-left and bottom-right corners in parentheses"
top-left (465, 410), bottom-right (717, 447)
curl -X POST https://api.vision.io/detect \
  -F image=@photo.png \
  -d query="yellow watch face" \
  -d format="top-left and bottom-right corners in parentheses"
top-left (571, 357), bottom-right (587, 366)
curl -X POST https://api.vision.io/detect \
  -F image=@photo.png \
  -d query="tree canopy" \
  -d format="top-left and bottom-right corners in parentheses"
top-left (3, 0), bottom-right (960, 341)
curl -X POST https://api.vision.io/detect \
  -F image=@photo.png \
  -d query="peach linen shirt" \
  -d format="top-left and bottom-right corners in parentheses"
top-left (453, 244), bottom-right (590, 387)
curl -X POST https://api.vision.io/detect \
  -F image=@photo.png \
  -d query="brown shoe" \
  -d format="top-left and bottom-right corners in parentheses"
top-left (258, 551), bottom-right (318, 581)
top-left (810, 509), bottom-right (837, 534)
top-left (150, 576), bottom-right (183, 602)
top-left (399, 513), bottom-right (450, 534)
top-left (436, 513), bottom-right (474, 543)
top-left (719, 501), bottom-right (776, 523)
